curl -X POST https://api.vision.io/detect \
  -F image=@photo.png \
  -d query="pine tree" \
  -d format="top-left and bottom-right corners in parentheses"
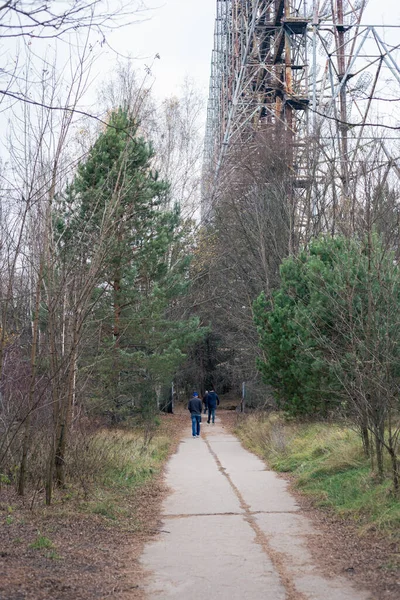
top-left (60, 109), bottom-right (203, 425)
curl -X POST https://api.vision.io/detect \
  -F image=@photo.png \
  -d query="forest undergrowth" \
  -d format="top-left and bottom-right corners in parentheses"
top-left (0, 414), bottom-right (186, 600)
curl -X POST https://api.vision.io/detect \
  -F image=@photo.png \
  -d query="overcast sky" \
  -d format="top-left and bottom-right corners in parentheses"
top-left (101, 0), bottom-right (400, 104)
top-left (104, 0), bottom-right (216, 101)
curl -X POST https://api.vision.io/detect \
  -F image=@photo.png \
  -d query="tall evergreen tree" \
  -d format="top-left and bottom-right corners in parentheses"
top-left (59, 109), bottom-right (203, 423)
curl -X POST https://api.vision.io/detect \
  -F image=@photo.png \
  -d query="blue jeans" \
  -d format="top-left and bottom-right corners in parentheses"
top-left (191, 414), bottom-right (201, 436)
top-left (207, 406), bottom-right (216, 423)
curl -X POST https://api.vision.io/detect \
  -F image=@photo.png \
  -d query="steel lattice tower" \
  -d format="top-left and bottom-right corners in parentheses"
top-left (203, 1), bottom-right (400, 236)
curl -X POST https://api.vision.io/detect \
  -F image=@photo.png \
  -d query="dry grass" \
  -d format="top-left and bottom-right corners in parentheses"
top-left (236, 413), bottom-right (400, 531)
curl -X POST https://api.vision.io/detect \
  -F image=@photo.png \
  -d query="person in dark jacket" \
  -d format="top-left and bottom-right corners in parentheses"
top-left (202, 390), bottom-right (209, 414)
top-left (206, 387), bottom-right (219, 424)
top-left (188, 392), bottom-right (202, 437)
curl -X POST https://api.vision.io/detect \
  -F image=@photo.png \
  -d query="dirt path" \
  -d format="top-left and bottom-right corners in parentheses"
top-left (140, 418), bottom-right (372, 600)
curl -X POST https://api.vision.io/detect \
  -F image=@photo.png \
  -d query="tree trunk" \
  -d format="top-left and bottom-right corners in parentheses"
top-left (18, 261), bottom-right (43, 496)
top-left (388, 444), bottom-right (399, 496)
top-left (360, 421), bottom-right (370, 458)
top-left (387, 408), bottom-right (399, 496)
top-left (112, 266), bottom-right (122, 417)
top-left (55, 423), bottom-right (66, 487)
top-left (45, 435), bottom-right (55, 506)
top-left (374, 430), bottom-right (384, 481)
top-left (55, 319), bottom-right (79, 487)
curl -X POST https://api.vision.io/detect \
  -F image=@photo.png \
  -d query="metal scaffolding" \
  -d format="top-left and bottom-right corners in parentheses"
top-left (203, 1), bottom-right (400, 233)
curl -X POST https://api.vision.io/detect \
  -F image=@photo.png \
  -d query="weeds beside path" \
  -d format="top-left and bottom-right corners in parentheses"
top-left (0, 413), bottom-right (186, 600)
top-left (235, 412), bottom-right (400, 600)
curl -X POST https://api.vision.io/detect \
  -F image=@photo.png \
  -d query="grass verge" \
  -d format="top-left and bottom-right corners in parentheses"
top-left (236, 413), bottom-right (400, 533)
top-left (74, 428), bottom-right (172, 523)
top-left (0, 414), bottom-right (185, 600)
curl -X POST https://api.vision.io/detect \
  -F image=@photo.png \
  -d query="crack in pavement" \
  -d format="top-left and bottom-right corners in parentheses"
top-left (141, 424), bottom-right (371, 600)
top-left (163, 512), bottom-right (242, 518)
top-left (203, 431), bottom-right (308, 600)
top-left (163, 510), bottom-right (301, 519)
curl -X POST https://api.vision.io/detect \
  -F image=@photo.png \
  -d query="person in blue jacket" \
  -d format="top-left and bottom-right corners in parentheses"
top-left (206, 387), bottom-right (219, 424)
top-left (188, 392), bottom-right (202, 437)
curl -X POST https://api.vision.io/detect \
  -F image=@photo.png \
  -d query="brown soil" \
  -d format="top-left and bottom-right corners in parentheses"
top-left (293, 488), bottom-right (400, 600)
top-left (0, 413), bottom-right (187, 600)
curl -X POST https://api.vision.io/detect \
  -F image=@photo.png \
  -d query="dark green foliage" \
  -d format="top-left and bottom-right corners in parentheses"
top-left (177, 331), bottom-right (235, 395)
top-left (56, 109), bottom-right (205, 422)
top-left (254, 234), bottom-right (400, 421)
top-left (254, 236), bottom-right (345, 416)
top-left (62, 109), bottom-right (169, 273)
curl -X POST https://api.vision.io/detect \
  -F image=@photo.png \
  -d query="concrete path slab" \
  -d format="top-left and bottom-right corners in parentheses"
top-left (208, 435), bottom-right (299, 513)
top-left (140, 514), bottom-right (285, 600)
top-left (162, 433), bottom-right (242, 516)
top-left (140, 417), bottom-right (372, 600)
